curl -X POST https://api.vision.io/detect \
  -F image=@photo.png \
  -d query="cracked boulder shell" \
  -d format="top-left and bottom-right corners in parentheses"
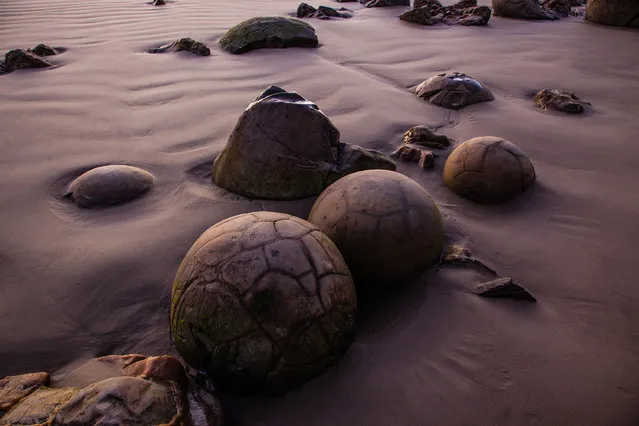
top-left (415, 72), bottom-right (494, 110)
top-left (443, 136), bottom-right (535, 204)
top-left (170, 211), bottom-right (356, 395)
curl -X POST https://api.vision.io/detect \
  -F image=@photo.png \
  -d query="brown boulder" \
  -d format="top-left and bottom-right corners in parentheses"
top-left (1, 388), bottom-right (78, 425)
top-left (0, 372), bottom-right (49, 412)
top-left (415, 72), bottom-right (494, 109)
top-left (533, 89), bottom-right (590, 113)
top-left (586, 0), bottom-right (639, 26)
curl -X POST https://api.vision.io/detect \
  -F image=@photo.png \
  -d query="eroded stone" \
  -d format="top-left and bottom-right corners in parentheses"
top-left (415, 72), bottom-right (494, 109)
top-left (219, 17), bottom-right (319, 54)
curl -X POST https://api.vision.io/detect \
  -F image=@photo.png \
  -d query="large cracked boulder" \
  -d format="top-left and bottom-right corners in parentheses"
top-left (212, 86), bottom-right (395, 200)
top-left (219, 17), bottom-right (319, 54)
top-left (492, 0), bottom-right (554, 19)
top-left (586, 0), bottom-right (639, 27)
top-left (170, 211), bottom-right (357, 395)
top-left (415, 72), bottom-right (494, 110)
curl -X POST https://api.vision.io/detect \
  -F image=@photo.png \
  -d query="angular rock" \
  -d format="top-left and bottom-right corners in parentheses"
top-left (492, 0), bottom-right (553, 19)
top-left (541, 0), bottom-right (572, 16)
top-left (122, 355), bottom-right (187, 386)
top-left (403, 125), bottom-right (451, 149)
top-left (400, 6), bottom-right (437, 25)
top-left (586, 0), bottom-right (639, 27)
top-left (477, 277), bottom-right (537, 301)
top-left (362, 0), bottom-right (411, 7)
top-left (391, 145), bottom-right (435, 170)
top-left (319, 5), bottom-right (351, 17)
top-left (29, 44), bottom-right (57, 56)
top-left (297, 2), bottom-right (318, 17)
top-left (533, 89), bottom-right (590, 113)
top-left (212, 86), bottom-right (395, 199)
top-left (441, 244), bottom-right (499, 275)
top-left (415, 72), bottom-right (494, 110)
top-left (150, 38), bottom-right (211, 56)
top-left (1, 387), bottom-right (78, 425)
top-left (458, 6), bottom-right (492, 24)
top-left (418, 150), bottom-right (435, 169)
top-left (3, 49), bottom-right (51, 73)
top-left (65, 165), bottom-right (155, 208)
top-left (0, 372), bottom-right (49, 412)
top-left (219, 17), bottom-right (318, 54)
top-left (153, 0), bottom-right (166, 5)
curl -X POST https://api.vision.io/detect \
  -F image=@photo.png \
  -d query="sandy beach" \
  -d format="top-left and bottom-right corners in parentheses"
top-left (1, 0), bottom-right (639, 424)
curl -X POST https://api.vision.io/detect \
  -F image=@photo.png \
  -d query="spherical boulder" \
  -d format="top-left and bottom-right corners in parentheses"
top-left (65, 165), bottom-right (154, 208)
top-left (443, 136), bottom-right (535, 204)
top-left (308, 170), bottom-right (444, 293)
top-left (586, 0), bottom-right (639, 27)
top-left (170, 212), bottom-right (356, 395)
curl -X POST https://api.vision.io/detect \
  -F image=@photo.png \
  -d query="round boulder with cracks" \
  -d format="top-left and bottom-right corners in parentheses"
top-left (170, 211), bottom-right (357, 395)
top-left (443, 136), bottom-right (536, 204)
top-left (415, 72), bottom-right (494, 110)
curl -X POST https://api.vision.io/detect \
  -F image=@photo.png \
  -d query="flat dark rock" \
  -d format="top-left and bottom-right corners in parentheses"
top-left (150, 38), bottom-right (211, 56)
top-left (477, 277), bottom-right (537, 301)
top-left (218, 17), bottom-right (319, 54)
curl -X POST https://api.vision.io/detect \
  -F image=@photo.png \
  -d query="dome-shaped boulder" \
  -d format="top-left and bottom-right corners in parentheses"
top-left (585, 0), bottom-right (639, 27)
top-left (219, 17), bottom-right (319, 54)
top-left (415, 72), bottom-right (494, 110)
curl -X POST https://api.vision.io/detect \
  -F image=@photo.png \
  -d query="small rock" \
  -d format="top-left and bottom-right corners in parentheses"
top-left (65, 165), bottom-right (155, 208)
top-left (391, 145), bottom-right (435, 170)
top-left (29, 44), bottom-right (57, 56)
top-left (0, 372), bottom-right (50, 412)
top-left (441, 244), bottom-right (499, 275)
top-left (4, 49), bottom-right (52, 73)
top-left (219, 16), bottom-right (318, 54)
top-left (415, 72), bottom-right (494, 110)
top-left (362, 0), bottom-right (410, 7)
top-left (533, 88), bottom-right (590, 113)
top-left (491, 0), bottom-right (554, 20)
top-left (418, 150), bottom-right (435, 169)
top-left (153, 0), bottom-right (166, 5)
top-left (318, 5), bottom-right (350, 17)
top-left (403, 125), bottom-right (451, 149)
top-left (458, 6), bottom-right (492, 25)
top-left (477, 277), bottom-right (536, 301)
top-left (297, 2), bottom-right (317, 17)
top-left (329, 143), bottom-right (396, 183)
top-left (1, 388), bottom-right (78, 425)
top-left (151, 37), bottom-right (211, 56)
top-left (400, 6), bottom-right (436, 25)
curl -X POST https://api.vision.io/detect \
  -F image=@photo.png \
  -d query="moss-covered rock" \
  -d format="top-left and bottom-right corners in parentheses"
top-left (219, 17), bottom-right (319, 54)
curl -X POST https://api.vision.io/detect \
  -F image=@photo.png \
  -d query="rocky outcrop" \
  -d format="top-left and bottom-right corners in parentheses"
top-left (212, 86), bottom-right (395, 199)
top-left (149, 38), bottom-right (211, 56)
top-left (219, 17), bottom-right (319, 54)
top-left (415, 72), bottom-right (494, 109)
top-left (585, 0), bottom-right (639, 27)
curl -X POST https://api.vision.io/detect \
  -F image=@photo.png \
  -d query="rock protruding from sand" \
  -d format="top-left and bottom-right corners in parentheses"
top-left (218, 17), bottom-right (319, 54)
top-left (308, 170), bottom-right (444, 294)
top-left (534, 89), bottom-right (590, 113)
top-left (492, 0), bottom-right (554, 19)
top-left (153, 0), bottom-right (166, 5)
top-left (65, 165), bottom-right (155, 208)
top-left (0, 372), bottom-right (50, 412)
top-left (415, 72), bottom-right (494, 110)
top-left (149, 38), bottom-right (211, 56)
top-left (477, 277), bottom-right (537, 301)
top-left (361, 0), bottom-right (410, 7)
top-left (297, 3), bottom-right (353, 19)
top-left (443, 136), bottom-right (536, 204)
top-left (391, 145), bottom-right (436, 169)
top-left (29, 44), bottom-right (58, 56)
top-left (212, 86), bottom-right (394, 199)
top-left (2, 49), bottom-right (52, 73)
top-left (170, 212), bottom-right (357, 395)
top-left (403, 126), bottom-right (452, 149)
top-left (586, 0), bottom-right (639, 27)
top-left (402, 0), bottom-right (491, 26)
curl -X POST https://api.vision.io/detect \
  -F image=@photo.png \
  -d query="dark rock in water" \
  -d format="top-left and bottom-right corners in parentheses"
top-left (477, 277), bottom-right (537, 301)
top-left (219, 17), bottom-right (318, 54)
top-left (403, 1), bottom-right (490, 26)
top-left (541, 0), bottom-right (571, 16)
top-left (4, 49), bottom-right (52, 72)
top-left (0, 372), bottom-right (50, 412)
top-left (492, 0), bottom-right (554, 19)
top-left (153, 0), bottom-right (166, 5)
top-left (586, 0), bottom-right (639, 27)
top-left (415, 72), bottom-right (494, 110)
top-left (2, 388), bottom-right (79, 425)
top-left (400, 7), bottom-right (438, 25)
top-left (361, 0), bottom-right (410, 7)
top-left (298, 3), bottom-right (352, 18)
top-left (150, 37), bottom-right (211, 56)
top-left (297, 2), bottom-right (318, 16)
top-left (65, 165), bottom-right (155, 208)
top-left (458, 6), bottom-right (492, 24)
top-left (212, 86), bottom-right (395, 199)
top-left (391, 145), bottom-right (435, 169)
top-left (319, 5), bottom-right (350, 17)
top-left (29, 44), bottom-right (57, 56)
top-left (403, 126), bottom-right (452, 149)
top-left (534, 89), bottom-right (590, 113)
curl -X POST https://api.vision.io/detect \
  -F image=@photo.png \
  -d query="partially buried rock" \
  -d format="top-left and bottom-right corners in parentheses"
top-left (534, 89), bottom-right (590, 113)
top-left (219, 16), bottom-right (318, 54)
top-left (492, 0), bottom-right (554, 19)
top-left (391, 145), bottom-right (435, 170)
top-left (150, 38), bottom-right (211, 56)
top-left (405, 0), bottom-right (491, 25)
top-left (477, 277), bottom-right (536, 301)
top-left (212, 86), bottom-right (395, 199)
top-left (415, 72), bottom-right (494, 110)
top-left (29, 44), bottom-right (57, 56)
top-left (443, 136), bottom-right (536, 204)
top-left (403, 125), bottom-right (451, 149)
top-left (153, 0), bottom-right (166, 5)
top-left (541, 0), bottom-right (571, 16)
top-left (297, 2), bottom-right (317, 16)
top-left (3, 49), bottom-right (52, 73)
top-left (297, 3), bottom-right (352, 19)
top-left (0, 372), bottom-right (50, 412)
top-left (361, 0), bottom-right (410, 7)
top-left (400, 6), bottom-right (440, 25)
top-left (586, 0), bottom-right (639, 27)
top-left (65, 165), bottom-right (155, 208)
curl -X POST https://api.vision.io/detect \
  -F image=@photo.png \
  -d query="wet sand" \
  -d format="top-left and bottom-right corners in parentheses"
top-left (1, 0), bottom-right (639, 424)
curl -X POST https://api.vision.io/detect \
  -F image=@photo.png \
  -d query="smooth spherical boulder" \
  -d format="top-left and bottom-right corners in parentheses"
top-left (308, 170), bottom-right (444, 293)
top-left (443, 136), bottom-right (535, 204)
top-left (170, 211), bottom-right (357, 395)
top-left (586, 0), bottom-right (639, 27)
top-left (415, 72), bottom-right (494, 110)
top-left (219, 17), bottom-right (319, 54)
top-left (65, 165), bottom-right (154, 208)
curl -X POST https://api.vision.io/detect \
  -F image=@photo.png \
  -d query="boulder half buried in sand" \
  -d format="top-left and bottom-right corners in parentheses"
top-left (219, 17), bottom-right (319, 54)
top-left (586, 0), bottom-right (639, 27)
top-left (29, 44), bottom-right (58, 56)
top-left (477, 277), bottom-right (536, 301)
top-left (212, 86), bottom-right (394, 199)
top-left (65, 165), bottom-right (155, 208)
top-left (149, 38), bottom-right (211, 56)
top-left (491, 0), bottom-right (554, 19)
top-left (415, 72), bottom-right (494, 110)
top-left (533, 89), bottom-right (590, 113)
top-left (3, 49), bottom-right (52, 73)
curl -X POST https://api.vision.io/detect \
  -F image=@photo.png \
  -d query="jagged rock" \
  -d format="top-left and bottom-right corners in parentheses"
top-left (441, 244), bottom-right (498, 275)
top-left (219, 17), bottom-right (318, 54)
top-left (391, 145), bottom-right (435, 169)
top-left (400, 7), bottom-right (438, 25)
top-left (533, 89), bottom-right (590, 113)
top-left (150, 38), bottom-right (211, 56)
top-left (477, 277), bottom-right (537, 301)
top-left (3, 49), bottom-right (51, 73)
top-left (586, 0), bottom-right (639, 27)
top-left (1, 388), bottom-right (78, 425)
top-left (153, 0), bottom-right (166, 5)
top-left (361, 0), bottom-right (410, 7)
top-left (403, 125), bottom-right (451, 149)
top-left (458, 6), bottom-right (492, 24)
top-left (319, 5), bottom-right (351, 17)
top-left (297, 2), bottom-right (318, 16)
top-left (415, 72), bottom-right (494, 110)
top-left (298, 4), bottom-right (352, 18)
top-left (0, 372), bottom-right (49, 412)
top-left (541, 0), bottom-right (571, 16)
top-left (492, 0), bottom-right (554, 19)
top-left (212, 86), bottom-right (395, 199)
top-left (29, 44), bottom-right (57, 56)
top-left (65, 165), bottom-right (155, 208)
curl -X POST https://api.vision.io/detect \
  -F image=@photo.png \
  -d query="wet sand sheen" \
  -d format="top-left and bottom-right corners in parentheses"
top-left (1, 0), bottom-right (639, 425)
